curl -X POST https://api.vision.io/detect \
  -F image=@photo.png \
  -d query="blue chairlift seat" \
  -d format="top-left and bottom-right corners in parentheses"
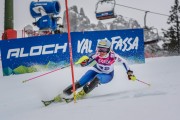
top-left (96, 10), bottom-right (116, 20)
top-left (95, 0), bottom-right (116, 20)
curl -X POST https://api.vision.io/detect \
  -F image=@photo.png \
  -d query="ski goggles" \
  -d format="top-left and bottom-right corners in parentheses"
top-left (97, 47), bottom-right (109, 53)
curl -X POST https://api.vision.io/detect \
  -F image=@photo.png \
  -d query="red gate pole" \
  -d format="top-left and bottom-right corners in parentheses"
top-left (65, 0), bottom-right (76, 103)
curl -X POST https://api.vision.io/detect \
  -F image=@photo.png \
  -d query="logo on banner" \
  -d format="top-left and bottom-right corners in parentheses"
top-left (77, 36), bottom-right (139, 54)
top-left (111, 36), bottom-right (139, 51)
top-left (7, 43), bottom-right (67, 59)
top-left (77, 39), bottom-right (93, 53)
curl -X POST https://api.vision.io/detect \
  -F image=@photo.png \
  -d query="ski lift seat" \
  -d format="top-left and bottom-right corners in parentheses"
top-left (96, 10), bottom-right (116, 20)
top-left (95, 0), bottom-right (116, 20)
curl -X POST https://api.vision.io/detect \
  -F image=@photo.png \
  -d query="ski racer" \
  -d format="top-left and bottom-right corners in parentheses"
top-left (42, 39), bottom-right (136, 106)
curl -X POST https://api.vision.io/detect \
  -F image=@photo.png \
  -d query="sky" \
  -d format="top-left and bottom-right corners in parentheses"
top-left (0, 0), bottom-right (175, 35)
top-left (0, 56), bottom-right (180, 120)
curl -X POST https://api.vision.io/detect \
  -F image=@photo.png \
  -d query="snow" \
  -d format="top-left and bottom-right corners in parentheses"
top-left (0, 56), bottom-right (180, 120)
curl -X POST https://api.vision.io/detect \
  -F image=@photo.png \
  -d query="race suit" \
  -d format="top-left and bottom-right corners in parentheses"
top-left (78, 51), bottom-right (131, 86)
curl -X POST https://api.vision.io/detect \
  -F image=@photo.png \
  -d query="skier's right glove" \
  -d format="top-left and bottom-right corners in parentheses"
top-left (80, 59), bottom-right (89, 67)
top-left (75, 56), bottom-right (89, 67)
top-left (127, 70), bottom-right (136, 81)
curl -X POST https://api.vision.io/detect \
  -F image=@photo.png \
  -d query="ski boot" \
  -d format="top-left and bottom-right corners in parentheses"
top-left (53, 94), bottom-right (63, 102)
top-left (63, 89), bottom-right (86, 103)
top-left (75, 89), bottom-right (86, 100)
top-left (74, 77), bottom-right (99, 101)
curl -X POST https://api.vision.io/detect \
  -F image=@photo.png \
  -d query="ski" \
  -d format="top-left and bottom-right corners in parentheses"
top-left (63, 97), bottom-right (74, 103)
top-left (41, 100), bottom-right (55, 106)
top-left (41, 97), bottom-right (74, 106)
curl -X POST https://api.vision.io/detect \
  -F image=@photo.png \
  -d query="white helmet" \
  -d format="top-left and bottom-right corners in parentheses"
top-left (97, 39), bottom-right (111, 53)
top-left (97, 39), bottom-right (111, 48)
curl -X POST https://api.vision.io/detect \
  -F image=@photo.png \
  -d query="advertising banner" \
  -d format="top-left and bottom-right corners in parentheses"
top-left (0, 29), bottom-right (144, 76)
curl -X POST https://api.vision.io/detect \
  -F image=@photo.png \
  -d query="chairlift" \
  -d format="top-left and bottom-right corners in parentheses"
top-left (95, 0), bottom-right (117, 20)
top-left (144, 26), bottom-right (160, 45)
top-left (143, 11), bottom-right (159, 45)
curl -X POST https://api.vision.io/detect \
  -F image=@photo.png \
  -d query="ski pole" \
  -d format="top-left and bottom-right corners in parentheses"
top-left (22, 65), bottom-right (70, 83)
top-left (136, 79), bottom-right (151, 86)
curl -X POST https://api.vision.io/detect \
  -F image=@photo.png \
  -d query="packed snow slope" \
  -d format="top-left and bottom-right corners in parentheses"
top-left (0, 56), bottom-right (180, 120)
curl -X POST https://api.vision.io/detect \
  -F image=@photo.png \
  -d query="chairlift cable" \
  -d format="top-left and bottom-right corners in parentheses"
top-left (114, 3), bottom-right (169, 17)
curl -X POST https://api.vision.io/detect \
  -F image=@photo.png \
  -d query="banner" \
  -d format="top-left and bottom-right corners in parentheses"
top-left (0, 29), bottom-right (144, 76)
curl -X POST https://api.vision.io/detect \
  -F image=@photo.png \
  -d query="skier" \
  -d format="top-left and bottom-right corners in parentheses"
top-left (42, 39), bottom-right (136, 106)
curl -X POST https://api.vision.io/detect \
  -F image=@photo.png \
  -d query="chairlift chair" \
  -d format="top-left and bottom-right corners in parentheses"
top-left (143, 11), bottom-right (159, 44)
top-left (95, 0), bottom-right (116, 20)
top-left (144, 27), bottom-right (159, 45)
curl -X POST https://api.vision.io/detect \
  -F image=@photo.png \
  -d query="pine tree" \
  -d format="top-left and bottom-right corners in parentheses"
top-left (163, 0), bottom-right (180, 55)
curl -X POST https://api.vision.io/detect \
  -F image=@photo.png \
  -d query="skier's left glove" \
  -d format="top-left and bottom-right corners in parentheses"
top-left (127, 70), bottom-right (136, 81)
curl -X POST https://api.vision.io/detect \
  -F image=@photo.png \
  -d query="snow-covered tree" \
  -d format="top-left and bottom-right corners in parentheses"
top-left (163, 0), bottom-right (180, 55)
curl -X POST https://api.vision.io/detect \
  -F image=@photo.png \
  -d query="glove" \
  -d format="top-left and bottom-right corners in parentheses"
top-left (127, 70), bottom-right (136, 81)
top-left (80, 59), bottom-right (89, 67)
top-left (75, 56), bottom-right (89, 66)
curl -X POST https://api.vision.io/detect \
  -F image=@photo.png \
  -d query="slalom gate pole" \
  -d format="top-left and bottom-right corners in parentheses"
top-left (136, 79), bottom-right (151, 86)
top-left (65, 0), bottom-right (77, 103)
top-left (22, 65), bottom-right (70, 83)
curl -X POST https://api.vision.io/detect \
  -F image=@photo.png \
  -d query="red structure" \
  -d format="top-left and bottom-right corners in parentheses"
top-left (2, 29), bottom-right (17, 40)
